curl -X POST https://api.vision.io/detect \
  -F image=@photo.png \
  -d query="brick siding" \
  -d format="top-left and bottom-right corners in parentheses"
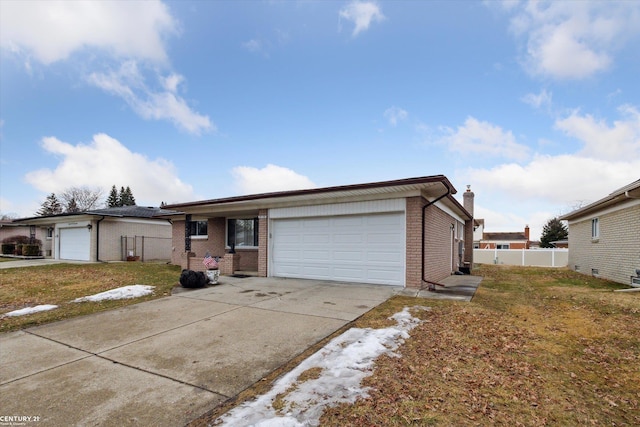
top-left (406, 196), bottom-right (461, 287)
top-left (568, 204), bottom-right (640, 285)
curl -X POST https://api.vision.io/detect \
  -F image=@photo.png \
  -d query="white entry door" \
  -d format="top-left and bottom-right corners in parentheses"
top-left (59, 227), bottom-right (91, 261)
top-left (271, 212), bottom-right (405, 286)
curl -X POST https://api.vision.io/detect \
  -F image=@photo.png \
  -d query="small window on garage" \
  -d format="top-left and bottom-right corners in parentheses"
top-left (227, 218), bottom-right (258, 248)
top-left (188, 220), bottom-right (208, 238)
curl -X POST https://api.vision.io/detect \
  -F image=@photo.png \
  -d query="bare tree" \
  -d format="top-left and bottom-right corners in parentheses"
top-left (59, 186), bottom-right (104, 212)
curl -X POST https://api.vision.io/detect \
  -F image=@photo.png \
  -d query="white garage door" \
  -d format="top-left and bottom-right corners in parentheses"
top-left (59, 227), bottom-right (91, 261)
top-left (271, 212), bottom-right (405, 286)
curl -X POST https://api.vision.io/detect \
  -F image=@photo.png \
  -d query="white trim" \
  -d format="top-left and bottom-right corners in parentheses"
top-left (566, 198), bottom-right (640, 223)
top-left (433, 199), bottom-right (467, 223)
top-left (269, 198), bottom-right (405, 219)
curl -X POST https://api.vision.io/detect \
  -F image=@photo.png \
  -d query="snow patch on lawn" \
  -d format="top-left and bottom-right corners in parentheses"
top-left (217, 306), bottom-right (430, 427)
top-left (73, 285), bottom-right (155, 302)
top-left (2, 305), bottom-right (58, 317)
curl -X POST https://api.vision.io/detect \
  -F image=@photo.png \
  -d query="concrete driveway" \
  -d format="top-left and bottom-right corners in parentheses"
top-left (0, 276), bottom-right (400, 426)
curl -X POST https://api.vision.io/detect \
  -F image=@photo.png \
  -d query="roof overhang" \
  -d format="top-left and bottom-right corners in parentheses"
top-left (560, 179), bottom-right (640, 221)
top-left (162, 175), bottom-right (472, 220)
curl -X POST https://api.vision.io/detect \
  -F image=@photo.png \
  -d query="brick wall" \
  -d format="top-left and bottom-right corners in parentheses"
top-left (258, 209), bottom-right (268, 277)
top-left (424, 202), bottom-right (456, 283)
top-left (405, 196), bottom-right (459, 288)
top-left (170, 217), bottom-right (260, 273)
top-left (568, 204), bottom-right (640, 285)
top-left (405, 197), bottom-right (423, 287)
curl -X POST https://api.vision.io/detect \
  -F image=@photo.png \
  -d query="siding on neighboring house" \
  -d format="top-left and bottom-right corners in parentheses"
top-left (567, 202), bottom-right (640, 285)
top-left (97, 218), bottom-right (172, 261)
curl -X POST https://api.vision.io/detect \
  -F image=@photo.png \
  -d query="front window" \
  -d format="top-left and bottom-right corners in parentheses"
top-left (591, 218), bottom-right (599, 239)
top-left (227, 218), bottom-right (258, 247)
top-left (497, 244), bottom-right (510, 249)
top-left (189, 220), bottom-right (208, 237)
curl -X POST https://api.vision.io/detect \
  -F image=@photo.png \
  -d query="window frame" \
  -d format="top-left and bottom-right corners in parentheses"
top-left (591, 217), bottom-right (599, 240)
top-left (189, 220), bottom-right (208, 239)
top-left (226, 218), bottom-right (259, 248)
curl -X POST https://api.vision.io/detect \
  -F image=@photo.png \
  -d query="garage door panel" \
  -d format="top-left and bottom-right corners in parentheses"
top-left (333, 250), bottom-right (364, 261)
top-left (272, 212), bottom-right (405, 286)
top-left (303, 234), bottom-right (331, 244)
top-left (302, 250), bottom-right (331, 261)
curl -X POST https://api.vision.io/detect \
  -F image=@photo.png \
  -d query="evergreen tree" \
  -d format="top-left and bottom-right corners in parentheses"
top-left (118, 186), bottom-right (127, 206)
top-left (36, 193), bottom-right (63, 216)
top-left (66, 197), bottom-right (80, 213)
top-left (540, 217), bottom-right (568, 248)
top-left (106, 185), bottom-right (120, 207)
top-left (124, 186), bottom-right (136, 206)
top-left (118, 186), bottom-right (136, 206)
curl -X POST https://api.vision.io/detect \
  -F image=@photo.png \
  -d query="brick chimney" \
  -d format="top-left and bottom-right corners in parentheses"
top-left (524, 225), bottom-right (530, 249)
top-left (463, 185), bottom-right (474, 269)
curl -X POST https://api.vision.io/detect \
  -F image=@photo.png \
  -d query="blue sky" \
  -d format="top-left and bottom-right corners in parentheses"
top-left (1, 0), bottom-right (639, 240)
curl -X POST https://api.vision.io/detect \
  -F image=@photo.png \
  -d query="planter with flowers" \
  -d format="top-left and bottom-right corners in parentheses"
top-left (203, 253), bottom-right (220, 284)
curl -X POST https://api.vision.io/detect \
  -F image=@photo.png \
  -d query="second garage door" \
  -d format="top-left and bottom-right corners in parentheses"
top-left (59, 227), bottom-right (91, 261)
top-left (271, 212), bottom-right (405, 286)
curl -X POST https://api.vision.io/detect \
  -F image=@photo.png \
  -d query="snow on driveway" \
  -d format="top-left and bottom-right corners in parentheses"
top-left (217, 306), bottom-right (430, 427)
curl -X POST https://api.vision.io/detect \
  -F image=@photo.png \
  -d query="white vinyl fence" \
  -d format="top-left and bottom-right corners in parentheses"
top-left (474, 248), bottom-right (568, 267)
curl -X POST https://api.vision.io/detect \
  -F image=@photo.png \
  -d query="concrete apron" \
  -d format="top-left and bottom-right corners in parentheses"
top-left (0, 276), bottom-right (401, 427)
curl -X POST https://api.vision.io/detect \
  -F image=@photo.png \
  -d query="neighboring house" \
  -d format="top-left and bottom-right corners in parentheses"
top-left (560, 179), bottom-right (640, 286)
top-left (13, 206), bottom-right (177, 262)
top-left (0, 220), bottom-right (46, 246)
top-left (163, 175), bottom-right (474, 288)
top-left (477, 225), bottom-right (531, 249)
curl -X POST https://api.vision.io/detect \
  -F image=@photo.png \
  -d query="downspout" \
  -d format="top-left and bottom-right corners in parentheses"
top-left (421, 182), bottom-right (452, 291)
top-left (96, 216), bottom-right (106, 262)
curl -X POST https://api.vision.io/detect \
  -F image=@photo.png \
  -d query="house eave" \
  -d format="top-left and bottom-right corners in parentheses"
top-left (162, 175), bottom-right (472, 220)
top-left (560, 179), bottom-right (640, 221)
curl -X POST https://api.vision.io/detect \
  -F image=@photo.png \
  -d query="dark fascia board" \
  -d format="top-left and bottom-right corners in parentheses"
top-left (13, 209), bottom-right (174, 225)
top-left (161, 175), bottom-right (472, 220)
top-left (164, 175), bottom-right (453, 209)
top-left (560, 179), bottom-right (640, 221)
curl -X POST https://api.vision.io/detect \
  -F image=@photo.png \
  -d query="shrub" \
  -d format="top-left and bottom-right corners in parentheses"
top-left (2, 235), bottom-right (31, 245)
top-left (1, 243), bottom-right (15, 254)
top-left (22, 244), bottom-right (41, 257)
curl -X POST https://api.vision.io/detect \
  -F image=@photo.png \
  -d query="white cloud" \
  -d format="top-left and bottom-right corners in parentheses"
top-left (460, 154), bottom-right (640, 206)
top-left (231, 164), bottom-right (316, 195)
top-left (438, 117), bottom-right (530, 161)
top-left (87, 61), bottom-right (214, 135)
top-left (24, 134), bottom-right (196, 205)
top-left (0, 0), bottom-right (177, 64)
top-left (522, 89), bottom-right (552, 110)
top-left (504, 1), bottom-right (640, 79)
top-left (383, 106), bottom-right (408, 126)
top-left (555, 105), bottom-right (640, 162)
top-left (339, 1), bottom-right (386, 37)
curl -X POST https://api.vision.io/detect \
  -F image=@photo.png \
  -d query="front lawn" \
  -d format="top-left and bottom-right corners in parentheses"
top-left (0, 262), bottom-right (181, 332)
top-left (319, 265), bottom-right (639, 426)
top-left (192, 265), bottom-right (639, 426)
